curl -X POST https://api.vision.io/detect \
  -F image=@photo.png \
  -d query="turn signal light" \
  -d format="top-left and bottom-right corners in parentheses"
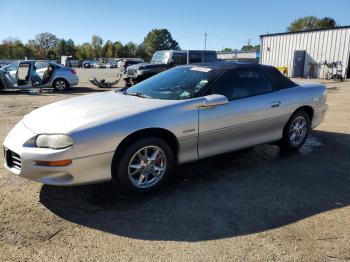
top-left (35, 159), bottom-right (72, 166)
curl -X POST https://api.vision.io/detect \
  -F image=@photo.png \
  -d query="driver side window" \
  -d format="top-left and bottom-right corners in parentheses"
top-left (210, 69), bottom-right (272, 100)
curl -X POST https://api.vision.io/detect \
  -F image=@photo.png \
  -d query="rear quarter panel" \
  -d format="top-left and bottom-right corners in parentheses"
top-left (274, 83), bottom-right (327, 129)
top-left (50, 68), bottom-right (79, 87)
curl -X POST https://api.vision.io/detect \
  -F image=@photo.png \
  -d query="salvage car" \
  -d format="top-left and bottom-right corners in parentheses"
top-left (0, 60), bottom-right (79, 91)
top-left (3, 62), bottom-right (327, 194)
top-left (124, 50), bottom-right (217, 84)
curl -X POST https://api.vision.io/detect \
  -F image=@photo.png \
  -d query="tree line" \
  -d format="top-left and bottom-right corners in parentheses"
top-left (0, 29), bottom-right (180, 61)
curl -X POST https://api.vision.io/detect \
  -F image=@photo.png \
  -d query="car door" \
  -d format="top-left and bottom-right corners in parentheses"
top-left (3, 61), bottom-right (19, 88)
top-left (198, 68), bottom-right (284, 158)
top-left (31, 61), bottom-right (49, 85)
top-left (16, 62), bottom-right (32, 88)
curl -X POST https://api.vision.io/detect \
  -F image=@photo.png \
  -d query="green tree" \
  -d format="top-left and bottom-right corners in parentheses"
top-left (91, 35), bottom-right (103, 58)
top-left (143, 29), bottom-right (180, 59)
top-left (103, 40), bottom-right (114, 58)
top-left (287, 16), bottom-right (337, 32)
top-left (123, 42), bottom-right (138, 57)
top-left (75, 43), bottom-right (93, 60)
top-left (28, 32), bottom-right (59, 59)
top-left (54, 39), bottom-right (67, 58)
top-left (65, 39), bottom-right (75, 56)
top-left (136, 44), bottom-right (148, 60)
top-left (317, 17), bottom-right (336, 28)
top-left (240, 44), bottom-right (260, 51)
top-left (221, 47), bottom-right (233, 52)
top-left (0, 38), bottom-right (34, 59)
top-left (113, 41), bottom-right (124, 58)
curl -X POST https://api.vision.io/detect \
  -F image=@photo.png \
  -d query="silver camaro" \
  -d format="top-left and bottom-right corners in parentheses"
top-left (3, 62), bottom-right (328, 193)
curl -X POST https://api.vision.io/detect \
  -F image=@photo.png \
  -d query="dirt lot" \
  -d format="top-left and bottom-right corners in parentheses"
top-left (0, 69), bottom-right (350, 261)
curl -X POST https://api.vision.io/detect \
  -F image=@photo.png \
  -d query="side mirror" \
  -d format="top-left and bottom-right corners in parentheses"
top-left (203, 94), bottom-right (229, 107)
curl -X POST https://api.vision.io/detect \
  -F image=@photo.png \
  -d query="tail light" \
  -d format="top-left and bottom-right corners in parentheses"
top-left (70, 69), bottom-right (76, 75)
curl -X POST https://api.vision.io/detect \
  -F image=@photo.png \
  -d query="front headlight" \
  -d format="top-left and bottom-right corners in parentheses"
top-left (35, 134), bottom-right (74, 149)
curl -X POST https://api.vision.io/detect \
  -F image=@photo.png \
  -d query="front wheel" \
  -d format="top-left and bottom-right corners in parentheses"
top-left (280, 110), bottom-right (310, 152)
top-left (53, 79), bottom-right (69, 91)
top-left (112, 137), bottom-right (175, 194)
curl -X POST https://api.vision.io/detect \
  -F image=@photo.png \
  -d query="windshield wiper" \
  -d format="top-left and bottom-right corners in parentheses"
top-left (123, 91), bottom-right (152, 98)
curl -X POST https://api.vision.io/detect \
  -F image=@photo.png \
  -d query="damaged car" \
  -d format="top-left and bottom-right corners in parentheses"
top-left (0, 60), bottom-right (79, 91)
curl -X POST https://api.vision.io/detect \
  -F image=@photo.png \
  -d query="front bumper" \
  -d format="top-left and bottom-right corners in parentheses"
top-left (3, 121), bottom-right (113, 185)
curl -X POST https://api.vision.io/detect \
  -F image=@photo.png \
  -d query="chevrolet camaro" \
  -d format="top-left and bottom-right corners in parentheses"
top-left (3, 62), bottom-right (328, 193)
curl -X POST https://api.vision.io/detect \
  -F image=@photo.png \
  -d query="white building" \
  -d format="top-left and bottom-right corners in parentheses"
top-left (260, 26), bottom-right (350, 79)
top-left (217, 50), bottom-right (259, 62)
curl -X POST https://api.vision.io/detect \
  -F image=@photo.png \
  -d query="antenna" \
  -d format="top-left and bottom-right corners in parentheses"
top-left (204, 33), bottom-right (207, 50)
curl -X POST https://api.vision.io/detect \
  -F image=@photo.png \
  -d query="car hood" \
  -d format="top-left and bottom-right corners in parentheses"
top-left (23, 91), bottom-right (177, 134)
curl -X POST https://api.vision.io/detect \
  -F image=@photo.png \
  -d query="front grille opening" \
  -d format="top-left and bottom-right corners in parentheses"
top-left (5, 149), bottom-right (22, 170)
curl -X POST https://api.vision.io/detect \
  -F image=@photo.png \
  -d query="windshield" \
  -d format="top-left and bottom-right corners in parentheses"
top-left (2, 61), bottom-right (19, 72)
top-left (150, 51), bottom-right (171, 64)
top-left (124, 66), bottom-right (224, 100)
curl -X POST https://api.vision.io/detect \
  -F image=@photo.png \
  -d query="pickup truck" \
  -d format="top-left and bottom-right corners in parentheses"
top-left (124, 50), bottom-right (217, 84)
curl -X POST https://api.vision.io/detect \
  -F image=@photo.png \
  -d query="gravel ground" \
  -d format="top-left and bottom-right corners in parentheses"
top-left (0, 69), bottom-right (349, 261)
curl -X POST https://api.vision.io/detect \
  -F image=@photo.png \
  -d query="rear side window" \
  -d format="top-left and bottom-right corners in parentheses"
top-left (264, 66), bottom-right (298, 89)
top-left (35, 61), bottom-right (49, 69)
top-left (203, 52), bottom-right (217, 62)
top-left (189, 51), bottom-right (202, 63)
top-left (210, 69), bottom-right (273, 100)
top-left (172, 52), bottom-right (187, 65)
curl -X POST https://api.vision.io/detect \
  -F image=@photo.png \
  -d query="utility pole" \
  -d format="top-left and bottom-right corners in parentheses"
top-left (247, 39), bottom-right (251, 47)
top-left (204, 33), bottom-right (207, 50)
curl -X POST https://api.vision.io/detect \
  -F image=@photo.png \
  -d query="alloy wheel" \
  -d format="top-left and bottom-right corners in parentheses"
top-left (289, 116), bottom-right (307, 146)
top-left (128, 145), bottom-right (167, 189)
top-left (55, 80), bottom-right (67, 90)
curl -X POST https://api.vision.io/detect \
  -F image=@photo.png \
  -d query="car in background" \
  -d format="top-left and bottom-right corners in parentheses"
top-left (94, 62), bottom-right (106, 69)
top-left (124, 50), bottom-right (217, 84)
top-left (3, 62), bottom-right (327, 194)
top-left (82, 61), bottom-right (93, 68)
top-left (118, 60), bottom-right (143, 73)
top-left (106, 62), bottom-right (117, 69)
top-left (0, 60), bottom-right (79, 91)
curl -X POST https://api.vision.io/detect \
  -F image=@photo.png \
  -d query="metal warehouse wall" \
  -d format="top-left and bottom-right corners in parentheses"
top-left (260, 27), bottom-right (350, 78)
top-left (217, 51), bottom-right (258, 60)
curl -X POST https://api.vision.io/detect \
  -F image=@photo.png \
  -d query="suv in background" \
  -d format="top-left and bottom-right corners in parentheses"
top-left (124, 50), bottom-right (217, 84)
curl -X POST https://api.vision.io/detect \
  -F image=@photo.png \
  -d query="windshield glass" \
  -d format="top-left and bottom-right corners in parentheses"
top-left (2, 61), bottom-right (19, 72)
top-left (150, 51), bottom-right (171, 64)
top-left (125, 66), bottom-right (224, 100)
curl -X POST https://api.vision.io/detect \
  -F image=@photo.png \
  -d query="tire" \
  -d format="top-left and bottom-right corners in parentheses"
top-left (53, 78), bottom-right (69, 91)
top-left (279, 110), bottom-right (310, 152)
top-left (112, 137), bottom-right (175, 194)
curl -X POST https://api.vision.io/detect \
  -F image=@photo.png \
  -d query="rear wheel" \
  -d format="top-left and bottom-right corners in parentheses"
top-left (280, 110), bottom-right (310, 152)
top-left (53, 78), bottom-right (69, 91)
top-left (112, 137), bottom-right (174, 194)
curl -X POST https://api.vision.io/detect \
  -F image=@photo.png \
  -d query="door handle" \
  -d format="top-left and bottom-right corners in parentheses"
top-left (270, 101), bottom-right (281, 108)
